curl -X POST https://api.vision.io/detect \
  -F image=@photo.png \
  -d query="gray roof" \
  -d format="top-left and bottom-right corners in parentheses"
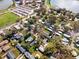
top-left (26, 36), bottom-right (33, 42)
top-left (6, 51), bottom-right (15, 59)
top-left (13, 33), bottom-right (22, 39)
top-left (16, 44), bottom-right (26, 53)
top-left (24, 52), bottom-right (35, 59)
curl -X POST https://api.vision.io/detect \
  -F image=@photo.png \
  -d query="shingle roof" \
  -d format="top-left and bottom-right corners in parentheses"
top-left (6, 51), bottom-right (15, 59)
top-left (16, 44), bottom-right (25, 53)
top-left (26, 36), bottom-right (33, 42)
top-left (24, 52), bottom-right (35, 59)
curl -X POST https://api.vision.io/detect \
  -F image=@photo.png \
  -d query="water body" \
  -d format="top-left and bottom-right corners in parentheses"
top-left (0, 0), bottom-right (13, 10)
top-left (51, 0), bottom-right (79, 13)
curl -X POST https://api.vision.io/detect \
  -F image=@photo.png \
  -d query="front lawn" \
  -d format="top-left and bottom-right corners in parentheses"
top-left (12, 48), bottom-right (20, 57)
top-left (0, 11), bottom-right (20, 27)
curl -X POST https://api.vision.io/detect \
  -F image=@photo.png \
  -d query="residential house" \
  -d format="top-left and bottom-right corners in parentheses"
top-left (38, 45), bottom-right (44, 52)
top-left (16, 44), bottom-right (26, 53)
top-left (63, 34), bottom-right (71, 38)
top-left (12, 32), bottom-right (23, 40)
top-left (76, 37), bottom-right (79, 47)
top-left (21, 0), bottom-right (33, 5)
top-left (0, 30), bottom-right (5, 36)
top-left (30, 40), bottom-right (37, 46)
top-left (50, 56), bottom-right (56, 59)
top-left (24, 51), bottom-right (35, 59)
top-left (42, 32), bottom-right (51, 39)
top-left (25, 36), bottom-right (33, 42)
top-left (15, 0), bottom-right (21, 7)
top-left (0, 40), bottom-right (8, 47)
top-left (6, 50), bottom-right (15, 59)
top-left (61, 38), bottom-right (69, 45)
top-left (35, 0), bottom-right (42, 3)
top-left (14, 24), bottom-right (22, 30)
top-left (2, 45), bottom-right (10, 52)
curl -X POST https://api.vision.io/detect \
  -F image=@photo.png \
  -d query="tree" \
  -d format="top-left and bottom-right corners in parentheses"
top-left (28, 18), bottom-right (36, 24)
top-left (70, 21), bottom-right (79, 32)
top-left (46, 14), bottom-right (57, 25)
top-left (45, 36), bottom-right (62, 54)
top-left (29, 45), bottom-right (36, 53)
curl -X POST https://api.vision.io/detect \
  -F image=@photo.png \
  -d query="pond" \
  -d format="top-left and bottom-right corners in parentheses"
top-left (0, 0), bottom-right (13, 10)
top-left (51, 0), bottom-right (79, 13)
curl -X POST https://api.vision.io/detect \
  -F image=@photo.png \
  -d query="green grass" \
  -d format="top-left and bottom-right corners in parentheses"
top-left (22, 56), bottom-right (26, 59)
top-left (12, 48), bottom-right (20, 57)
top-left (0, 11), bottom-right (20, 27)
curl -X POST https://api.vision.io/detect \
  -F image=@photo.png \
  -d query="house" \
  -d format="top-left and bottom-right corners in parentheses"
top-left (61, 38), bottom-right (69, 45)
top-left (45, 26), bottom-right (53, 32)
top-left (63, 34), bottom-right (71, 38)
top-left (42, 33), bottom-right (51, 39)
top-left (30, 40), bottom-right (37, 46)
top-left (0, 30), bottom-right (5, 36)
top-left (43, 29), bottom-right (51, 36)
top-left (12, 33), bottom-right (23, 40)
top-left (76, 41), bottom-right (79, 47)
top-left (16, 44), bottom-right (26, 53)
top-left (23, 21), bottom-right (29, 27)
top-left (55, 32), bottom-right (61, 36)
top-left (25, 36), bottom-right (33, 42)
top-left (20, 0), bottom-right (42, 5)
top-left (58, 31), bottom-right (62, 34)
top-left (0, 40), bottom-right (8, 47)
top-left (2, 45), bottom-right (10, 52)
top-left (35, 0), bottom-right (42, 3)
top-left (76, 37), bottom-right (79, 41)
top-left (24, 51), bottom-right (35, 59)
top-left (75, 37), bottom-right (79, 47)
top-left (14, 24), bottom-right (21, 30)
top-left (38, 45), bottom-right (44, 52)
top-left (44, 22), bottom-right (51, 28)
top-left (6, 50), bottom-right (15, 59)
top-left (50, 56), bottom-right (56, 59)
top-left (69, 30), bottom-right (75, 36)
top-left (21, 0), bottom-right (34, 5)
top-left (15, 0), bottom-right (21, 7)
top-left (43, 39), bottom-right (48, 44)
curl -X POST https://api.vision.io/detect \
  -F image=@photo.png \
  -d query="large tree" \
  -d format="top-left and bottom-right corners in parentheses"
top-left (70, 21), bottom-right (79, 32)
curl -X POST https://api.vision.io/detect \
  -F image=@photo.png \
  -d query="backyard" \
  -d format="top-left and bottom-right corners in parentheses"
top-left (0, 11), bottom-right (20, 27)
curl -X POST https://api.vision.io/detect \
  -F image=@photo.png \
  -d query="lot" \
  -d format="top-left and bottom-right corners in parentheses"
top-left (0, 11), bottom-right (20, 27)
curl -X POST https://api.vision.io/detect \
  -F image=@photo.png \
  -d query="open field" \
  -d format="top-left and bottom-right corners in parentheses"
top-left (0, 11), bottom-right (20, 27)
